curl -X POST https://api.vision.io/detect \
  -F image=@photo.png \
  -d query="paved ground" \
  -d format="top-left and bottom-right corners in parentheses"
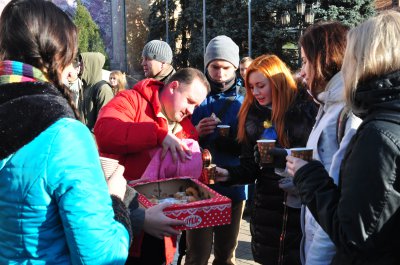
top-left (173, 215), bottom-right (258, 265)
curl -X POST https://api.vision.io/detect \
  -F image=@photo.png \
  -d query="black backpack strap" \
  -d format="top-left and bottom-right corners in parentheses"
top-left (92, 80), bottom-right (108, 101)
top-left (336, 106), bottom-right (350, 144)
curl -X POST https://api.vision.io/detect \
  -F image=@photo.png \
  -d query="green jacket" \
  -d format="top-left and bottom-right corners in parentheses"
top-left (79, 52), bottom-right (113, 131)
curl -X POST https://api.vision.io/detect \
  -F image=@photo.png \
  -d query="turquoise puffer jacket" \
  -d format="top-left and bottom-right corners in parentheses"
top-left (0, 118), bottom-right (129, 264)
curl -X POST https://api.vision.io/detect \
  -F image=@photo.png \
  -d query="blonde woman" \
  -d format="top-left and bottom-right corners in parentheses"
top-left (239, 56), bottom-right (253, 80)
top-left (109, 70), bottom-right (127, 95)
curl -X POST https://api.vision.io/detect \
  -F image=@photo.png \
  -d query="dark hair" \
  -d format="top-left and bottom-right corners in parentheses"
top-left (166, 68), bottom-right (211, 93)
top-left (0, 0), bottom-right (78, 117)
top-left (299, 21), bottom-right (349, 98)
top-left (72, 58), bottom-right (80, 69)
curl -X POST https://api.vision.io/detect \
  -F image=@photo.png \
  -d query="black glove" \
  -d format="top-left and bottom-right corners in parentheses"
top-left (254, 145), bottom-right (287, 168)
top-left (214, 135), bottom-right (241, 156)
top-left (253, 144), bottom-right (261, 164)
top-left (268, 148), bottom-right (288, 168)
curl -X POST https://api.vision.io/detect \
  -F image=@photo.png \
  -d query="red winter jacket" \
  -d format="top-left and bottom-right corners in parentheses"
top-left (94, 78), bottom-right (199, 181)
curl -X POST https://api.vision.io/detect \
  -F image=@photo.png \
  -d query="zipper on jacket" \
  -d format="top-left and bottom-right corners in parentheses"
top-left (278, 193), bottom-right (289, 265)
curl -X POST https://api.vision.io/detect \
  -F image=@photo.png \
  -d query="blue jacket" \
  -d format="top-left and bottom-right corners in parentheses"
top-left (192, 80), bottom-right (246, 202)
top-left (0, 118), bottom-right (130, 264)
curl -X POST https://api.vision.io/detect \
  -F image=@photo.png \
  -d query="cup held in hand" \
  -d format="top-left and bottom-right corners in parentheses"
top-left (217, 125), bottom-right (230, 137)
top-left (290, 148), bottom-right (313, 162)
top-left (99, 157), bottom-right (120, 180)
top-left (202, 164), bottom-right (217, 185)
top-left (257, 139), bottom-right (276, 164)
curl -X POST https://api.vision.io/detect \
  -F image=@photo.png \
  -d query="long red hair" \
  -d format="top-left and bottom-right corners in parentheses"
top-left (237, 54), bottom-right (297, 148)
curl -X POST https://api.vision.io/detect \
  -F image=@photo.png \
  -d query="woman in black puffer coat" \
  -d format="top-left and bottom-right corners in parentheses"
top-left (217, 54), bottom-right (317, 265)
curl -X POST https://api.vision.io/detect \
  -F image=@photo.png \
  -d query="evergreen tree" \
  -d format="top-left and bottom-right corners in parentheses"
top-left (317, 0), bottom-right (375, 27)
top-left (147, 0), bottom-right (178, 60)
top-left (126, 0), bottom-right (151, 76)
top-left (174, 0), bottom-right (248, 70)
top-left (251, 0), bottom-right (375, 69)
top-left (205, 0), bottom-right (248, 65)
top-left (147, 0), bottom-right (177, 41)
top-left (174, 0), bottom-right (205, 69)
top-left (73, 0), bottom-right (107, 57)
top-left (146, 0), bottom-right (375, 70)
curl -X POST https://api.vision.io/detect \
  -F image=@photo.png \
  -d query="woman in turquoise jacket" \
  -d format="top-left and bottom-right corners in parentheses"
top-left (0, 0), bottom-right (131, 264)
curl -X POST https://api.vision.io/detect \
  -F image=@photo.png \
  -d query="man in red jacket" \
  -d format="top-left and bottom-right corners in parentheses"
top-left (94, 67), bottom-right (210, 265)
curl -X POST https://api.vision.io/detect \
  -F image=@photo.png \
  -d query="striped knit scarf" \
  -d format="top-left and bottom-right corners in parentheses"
top-left (0, 60), bottom-right (48, 84)
top-left (0, 61), bottom-right (74, 159)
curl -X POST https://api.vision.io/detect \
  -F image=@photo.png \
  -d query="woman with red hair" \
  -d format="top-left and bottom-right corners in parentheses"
top-left (217, 54), bottom-right (317, 265)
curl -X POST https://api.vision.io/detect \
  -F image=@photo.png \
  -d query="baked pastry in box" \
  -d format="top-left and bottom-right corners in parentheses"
top-left (131, 177), bottom-right (231, 230)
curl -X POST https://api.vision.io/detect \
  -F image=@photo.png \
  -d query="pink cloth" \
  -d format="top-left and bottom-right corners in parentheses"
top-left (140, 139), bottom-right (202, 181)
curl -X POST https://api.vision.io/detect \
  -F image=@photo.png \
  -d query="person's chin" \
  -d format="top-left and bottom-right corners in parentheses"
top-left (257, 99), bottom-right (269, 106)
top-left (175, 113), bottom-right (185, 122)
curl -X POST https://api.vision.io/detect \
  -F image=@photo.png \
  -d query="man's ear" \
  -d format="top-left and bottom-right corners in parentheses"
top-left (168, 80), bottom-right (180, 93)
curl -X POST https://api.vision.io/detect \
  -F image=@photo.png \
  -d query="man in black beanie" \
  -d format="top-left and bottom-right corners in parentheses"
top-left (185, 35), bottom-right (246, 265)
top-left (141, 40), bottom-right (176, 83)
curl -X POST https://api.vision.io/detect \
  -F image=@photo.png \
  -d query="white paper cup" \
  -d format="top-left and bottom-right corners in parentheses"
top-left (99, 157), bottom-right (120, 180)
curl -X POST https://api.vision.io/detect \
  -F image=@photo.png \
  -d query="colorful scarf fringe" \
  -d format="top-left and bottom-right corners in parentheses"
top-left (0, 60), bottom-right (48, 84)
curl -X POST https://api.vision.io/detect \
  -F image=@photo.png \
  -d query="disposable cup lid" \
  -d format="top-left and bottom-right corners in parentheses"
top-left (257, 139), bottom-right (276, 143)
top-left (290, 147), bottom-right (313, 151)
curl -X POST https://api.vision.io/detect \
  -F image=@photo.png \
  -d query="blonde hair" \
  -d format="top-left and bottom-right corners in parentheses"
top-left (109, 70), bottom-right (127, 94)
top-left (237, 54), bottom-right (297, 147)
top-left (343, 10), bottom-right (400, 113)
top-left (240, 57), bottom-right (253, 64)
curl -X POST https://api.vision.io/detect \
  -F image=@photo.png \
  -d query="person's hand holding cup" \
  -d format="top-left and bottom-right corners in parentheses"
top-left (201, 163), bottom-right (217, 184)
top-left (290, 147), bottom-right (313, 161)
top-left (107, 164), bottom-right (127, 199)
top-left (286, 147), bottom-right (313, 176)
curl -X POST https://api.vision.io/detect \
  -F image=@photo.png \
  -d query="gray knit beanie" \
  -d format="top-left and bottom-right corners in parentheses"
top-left (142, 40), bottom-right (173, 64)
top-left (204, 35), bottom-right (239, 68)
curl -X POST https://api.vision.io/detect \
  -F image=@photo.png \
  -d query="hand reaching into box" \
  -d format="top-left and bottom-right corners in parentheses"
top-left (143, 203), bottom-right (186, 239)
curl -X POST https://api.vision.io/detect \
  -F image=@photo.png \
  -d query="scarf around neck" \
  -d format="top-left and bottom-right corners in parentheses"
top-left (0, 60), bottom-right (74, 159)
top-left (0, 60), bottom-right (48, 84)
top-left (154, 64), bottom-right (175, 83)
top-left (206, 71), bottom-right (236, 94)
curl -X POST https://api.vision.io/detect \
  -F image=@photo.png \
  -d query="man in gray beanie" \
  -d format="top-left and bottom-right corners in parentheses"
top-left (204, 35), bottom-right (240, 70)
top-left (141, 40), bottom-right (176, 83)
top-left (184, 35), bottom-right (246, 265)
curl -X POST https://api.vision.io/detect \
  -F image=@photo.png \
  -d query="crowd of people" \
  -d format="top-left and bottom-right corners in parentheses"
top-left (0, 0), bottom-right (399, 265)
